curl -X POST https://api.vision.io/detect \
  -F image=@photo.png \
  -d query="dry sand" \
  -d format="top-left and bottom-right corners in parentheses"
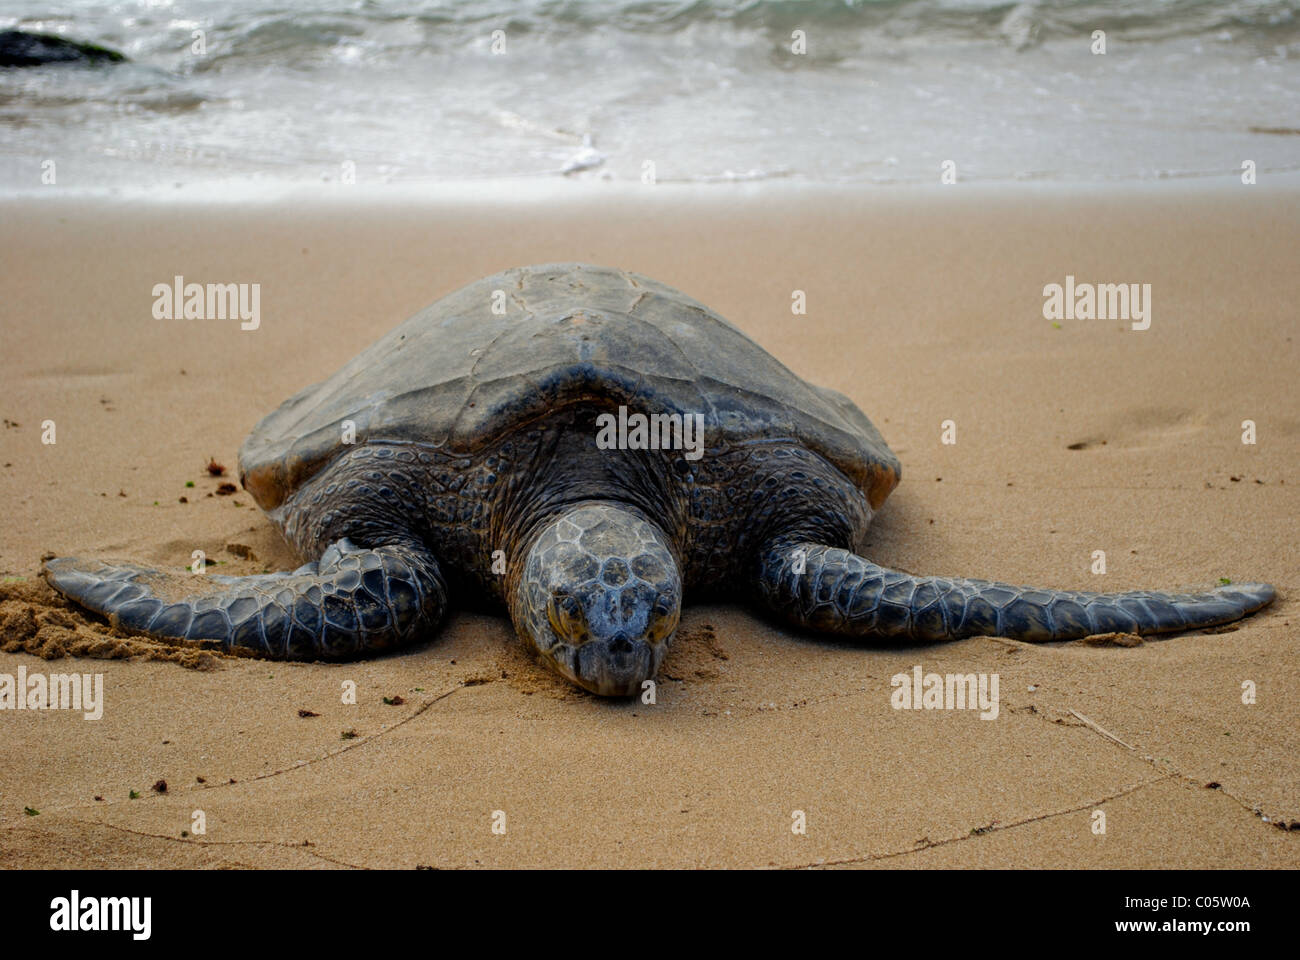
top-left (0, 180), bottom-right (1296, 868)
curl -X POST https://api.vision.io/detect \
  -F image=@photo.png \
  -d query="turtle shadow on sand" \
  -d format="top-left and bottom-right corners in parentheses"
top-left (40, 264), bottom-right (1276, 698)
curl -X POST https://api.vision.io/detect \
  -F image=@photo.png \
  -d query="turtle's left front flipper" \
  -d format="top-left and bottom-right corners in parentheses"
top-left (753, 539), bottom-right (1276, 642)
top-left (42, 538), bottom-right (447, 659)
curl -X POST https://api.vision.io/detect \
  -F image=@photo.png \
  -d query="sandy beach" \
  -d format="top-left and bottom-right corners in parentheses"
top-left (0, 178), bottom-right (1296, 868)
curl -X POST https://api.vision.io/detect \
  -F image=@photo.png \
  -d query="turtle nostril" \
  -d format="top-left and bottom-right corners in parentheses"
top-left (607, 633), bottom-right (633, 654)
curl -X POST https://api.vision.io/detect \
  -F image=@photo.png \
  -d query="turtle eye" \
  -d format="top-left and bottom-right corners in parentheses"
top-left (647, 596), bottom-right (679, 642)
top-left (548, 592), bottom-right (583, 638)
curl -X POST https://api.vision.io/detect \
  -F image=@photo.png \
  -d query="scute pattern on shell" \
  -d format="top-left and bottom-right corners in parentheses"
top-left (239, 263), bottom-right (900, 513)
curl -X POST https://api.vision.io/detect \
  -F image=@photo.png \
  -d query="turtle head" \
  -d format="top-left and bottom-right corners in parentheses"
top-left (512, 502), bottom-right (681, 696)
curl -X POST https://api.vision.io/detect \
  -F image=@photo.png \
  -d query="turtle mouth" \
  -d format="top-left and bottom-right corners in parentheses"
top-left (549, 636), bottom-right (662, 697)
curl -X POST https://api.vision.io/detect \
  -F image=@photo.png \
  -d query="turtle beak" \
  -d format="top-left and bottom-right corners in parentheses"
top-left (543, 577), bottom-right (677, 696)
top-left (561, 633), bottom-right (664, 697)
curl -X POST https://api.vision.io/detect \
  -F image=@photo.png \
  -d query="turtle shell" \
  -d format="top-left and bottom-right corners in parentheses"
top-left (239, 263), bottom-right (900, 512)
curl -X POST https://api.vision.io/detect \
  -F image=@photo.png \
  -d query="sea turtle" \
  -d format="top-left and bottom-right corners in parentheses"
top-left (44, 263), bottom-right (1276, 695)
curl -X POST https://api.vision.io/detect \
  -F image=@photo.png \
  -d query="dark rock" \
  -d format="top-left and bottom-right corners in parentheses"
top-left (0, 30), bottom-right (128, 67)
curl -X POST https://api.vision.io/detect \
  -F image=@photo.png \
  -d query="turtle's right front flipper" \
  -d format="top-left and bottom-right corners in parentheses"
top-left (42, 539), bottom-right (447, 659)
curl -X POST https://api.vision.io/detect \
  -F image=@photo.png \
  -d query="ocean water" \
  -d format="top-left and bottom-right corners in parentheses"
top-left (1, 0), bottom-right (1298, 192)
